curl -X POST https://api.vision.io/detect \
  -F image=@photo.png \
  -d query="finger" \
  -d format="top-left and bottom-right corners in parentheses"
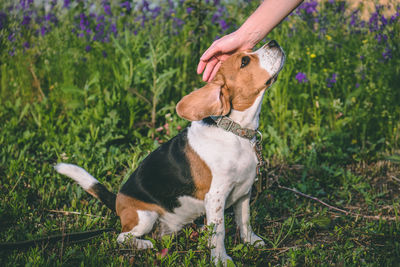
top-left (200, 41), bottom-right (221, 62)
top-left (208, 61), bottom-right (222, 82)
top-left (197, 42), bottom-right (219, 74)
top-left (202, 57), bottom-right (219, 82)
top-left (197, 60), bottom-right (207, 74)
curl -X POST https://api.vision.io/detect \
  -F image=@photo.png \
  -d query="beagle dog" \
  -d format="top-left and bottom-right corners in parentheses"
top-left (55, 40), bottom-right (285, 265)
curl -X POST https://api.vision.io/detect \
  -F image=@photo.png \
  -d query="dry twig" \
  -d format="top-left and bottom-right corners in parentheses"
top-left (46, 209), bottom-right (106, 219)
top-left (278, 184), bottom-right (400, 221)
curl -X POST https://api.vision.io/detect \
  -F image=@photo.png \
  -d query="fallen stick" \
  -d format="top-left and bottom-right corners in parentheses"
top-left (46, 209), bottom-right (106, 219)
top-left (277, 184), bottom-right (399, 221)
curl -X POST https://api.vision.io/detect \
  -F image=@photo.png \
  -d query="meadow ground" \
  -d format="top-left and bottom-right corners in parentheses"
top-left (0, 0), bottom-right (400, 266)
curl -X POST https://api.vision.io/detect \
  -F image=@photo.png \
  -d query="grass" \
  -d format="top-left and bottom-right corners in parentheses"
top-left (1, 0), bottom-right (400, 266)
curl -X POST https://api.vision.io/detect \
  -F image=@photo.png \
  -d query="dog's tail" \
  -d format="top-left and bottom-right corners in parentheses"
top-left (54, 163), bottom-right (116, 212)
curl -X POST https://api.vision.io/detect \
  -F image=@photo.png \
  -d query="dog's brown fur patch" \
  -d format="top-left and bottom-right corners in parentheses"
top-left (221, 53), bottom-right (271, 111)
top-left (116, 193), bottom-right (165, 232)
top-left (185, 143), bottom-right (212, 200)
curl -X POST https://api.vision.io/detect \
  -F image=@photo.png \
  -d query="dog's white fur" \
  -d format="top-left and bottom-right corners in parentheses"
top-left (187, 94), bottom-right (266, 263)
top-left (54, 163), bottom-right (98, 190)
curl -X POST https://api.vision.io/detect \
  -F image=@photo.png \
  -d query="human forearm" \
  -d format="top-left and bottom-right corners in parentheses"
top-left (236, 0), bottom-right (304, 48)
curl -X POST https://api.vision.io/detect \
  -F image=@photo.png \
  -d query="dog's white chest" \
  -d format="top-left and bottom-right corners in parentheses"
top-left (188, 122), bottom-right (258, 204)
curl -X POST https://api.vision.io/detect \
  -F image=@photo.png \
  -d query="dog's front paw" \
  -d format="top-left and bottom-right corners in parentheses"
top-left (212, 252), bottom-right (235, 267)
top-left (248, 233), bottom-right (265, 247)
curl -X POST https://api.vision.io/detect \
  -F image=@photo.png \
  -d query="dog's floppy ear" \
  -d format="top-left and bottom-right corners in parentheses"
top-left (176, 78), bottom-right (230, 121)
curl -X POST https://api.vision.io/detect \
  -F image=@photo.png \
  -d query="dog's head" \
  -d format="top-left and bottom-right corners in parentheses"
top-left (176, 40), bottom-right (285, 121)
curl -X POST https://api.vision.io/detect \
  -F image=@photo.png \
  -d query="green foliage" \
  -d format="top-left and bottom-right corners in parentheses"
top-left (1, 0), bottom-right (400, 266)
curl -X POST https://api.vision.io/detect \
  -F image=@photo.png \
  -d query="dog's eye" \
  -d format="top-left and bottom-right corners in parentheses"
top-left (240, 56), bottom-right (250, 68)
top-left (266, 78), bottom-right (273, 86)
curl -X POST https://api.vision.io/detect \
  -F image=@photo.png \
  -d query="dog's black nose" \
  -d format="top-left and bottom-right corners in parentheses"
top-left (268, 40), bottom-right (278, 48)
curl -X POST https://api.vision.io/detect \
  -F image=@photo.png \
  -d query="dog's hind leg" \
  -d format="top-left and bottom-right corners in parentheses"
top-left (117, 208), bottom-right (158, 249)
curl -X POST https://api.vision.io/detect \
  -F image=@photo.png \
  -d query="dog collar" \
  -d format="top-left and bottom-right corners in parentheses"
top-left (210, 116), bottom-right (257, 140)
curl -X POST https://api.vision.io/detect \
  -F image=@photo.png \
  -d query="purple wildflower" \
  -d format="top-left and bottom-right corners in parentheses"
top-left (327, 73), bottom-right (338, 88)
top-left (186, 7), bottom-right (193, 14)
top-left (141, 0), bottom-right (150, 12)
top-left (369, 12), bottom-right (378, 31)
top-left (173, 18), bottom-right (184, 29)
top-left (219, 19), bottom-right (229, 31)
top-left (380, 15), bottom-right (387, 26)
top-left (331, 73), bottom-right (337, 83)
top-left (20, 0), bottom-right (33, 10)
top-left (63, 0), bottom-right (71, 8)
top-left (9, 47), bottom-right (15, 56)
top-left (8, 33), bottom-right (15, 42)
top-left (211, 13), bottom-right (219, 24)
top-left (23, 42), bottom-right (30, 49)
top-left (79, 13), bottom-right (89, 31)
top-left (375, 34), bottom-right (388, 43)
top-left (151, 6), bottom-right (162, 19)
top-left (296, 0), bottom-right (318, 15)
top-left (102, 50), bottom-right (108, 58)
top-left (44, 13), bottom-right (58, 24)
top-left (97, 15), bottom-right (105, 22)
top-left (212, 6), bottom-right (226, 24)
top-left (336, 1), bottom-right (345, 13)
top-left (389, 12), bottom-right (399, 24)
top-left (40, 26), bottom-right (47, 36)
top-left (295, 72), bottom-right (308, 83)
top-left (111, 23), bottom-right (117, 35)
top-left (382, 47), bottom-right (392, 60)
top-left (355, 83), bottom-right (360, 88)
top-left (104, 4), bottom-right (112, 16)
top-left (349, 10), bottom-right (359, 27)
top-left (22, 15), bottom-right (31, 26)
top-left (50, 0), bottom-right (57, 9)
top-left (120, 1), bottom-right (131, 12)
top-left (85, 45), bottom-right (91, 52)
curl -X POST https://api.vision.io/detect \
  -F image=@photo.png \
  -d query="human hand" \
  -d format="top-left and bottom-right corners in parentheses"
top-left (197, 30), bottom-right (253, 82)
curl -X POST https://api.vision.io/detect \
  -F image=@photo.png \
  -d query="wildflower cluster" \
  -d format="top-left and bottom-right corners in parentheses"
top-left (291, 0), bottom-right (399, 88)
top-left (0, 0), bottom-right (234, 57)
top-left (326, 73), bottom-right (337, 88)
top-left (295, 72), bottom-right (308, 83)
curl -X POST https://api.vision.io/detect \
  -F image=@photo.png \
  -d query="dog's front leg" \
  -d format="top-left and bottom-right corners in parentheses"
top-left (204, 190), bottom-right (233, 266)
top-left (234, 192), bottom-right (265, 247)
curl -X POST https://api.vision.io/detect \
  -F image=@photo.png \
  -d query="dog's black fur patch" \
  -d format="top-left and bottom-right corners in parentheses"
top-left (90, 183), bottom-right (116, 212)
top-left (119, 128), bottom-right (195, 211)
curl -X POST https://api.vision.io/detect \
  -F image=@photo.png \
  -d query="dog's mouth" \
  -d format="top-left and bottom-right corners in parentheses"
top-left (255, 40), bottom-right (286, 82)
